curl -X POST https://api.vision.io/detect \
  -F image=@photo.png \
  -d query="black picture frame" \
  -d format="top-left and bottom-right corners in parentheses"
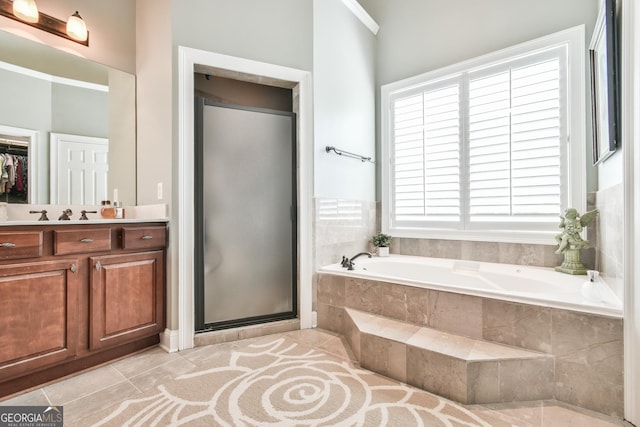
top-left (589, 0), bottom-right (619, 165)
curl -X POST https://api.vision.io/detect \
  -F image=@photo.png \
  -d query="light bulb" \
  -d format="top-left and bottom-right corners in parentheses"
top-left (66, 11), bottom-right (87, 42)
top-left (13, 0), bottom-right (39, 23)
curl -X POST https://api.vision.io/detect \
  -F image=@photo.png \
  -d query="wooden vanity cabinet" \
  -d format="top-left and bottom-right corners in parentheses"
top-left (0, 259), bottom-right (79, 382)
top-left (89, 250), bottom-right (165, 350)
top-left (0, 222), bottom-right (167, 398)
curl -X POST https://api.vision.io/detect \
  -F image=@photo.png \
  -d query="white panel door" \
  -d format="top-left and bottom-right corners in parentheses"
top-left (50, 133), bottom-right (108, 205)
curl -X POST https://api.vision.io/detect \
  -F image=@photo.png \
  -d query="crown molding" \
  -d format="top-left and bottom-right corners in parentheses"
top-left (340, 0), bottom-right (379, 35)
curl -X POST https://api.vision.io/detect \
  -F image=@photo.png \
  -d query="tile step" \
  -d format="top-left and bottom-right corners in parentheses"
top-left (344, 308), bottom-right (555, 404)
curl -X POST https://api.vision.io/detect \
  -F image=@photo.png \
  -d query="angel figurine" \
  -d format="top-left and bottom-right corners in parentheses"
top-left (554, 208), bottom-right (598, 254)
top-left (554, 208), bottom-right (598, 275)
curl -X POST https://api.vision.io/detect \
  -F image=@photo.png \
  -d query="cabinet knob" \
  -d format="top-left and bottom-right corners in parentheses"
top-left (141, 235), bottom-right (153, 240)
top-left (95, 261), bottom-right (102, 271)
top-left (80, 238), bottom-right (94, 243)
top-left (70, 264), bottom-right (77, 273)
top-left (0, 242), bottom-right (16, 248)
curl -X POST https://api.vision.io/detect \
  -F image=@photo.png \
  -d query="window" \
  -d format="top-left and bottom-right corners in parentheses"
top-left (382, 26), bottom-right (586, 243)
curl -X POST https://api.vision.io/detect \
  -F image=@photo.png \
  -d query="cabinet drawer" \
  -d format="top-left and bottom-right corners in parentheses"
top-left (0, 232), bottom-right (43, 260)
top-left (122, 226), bottom-right (166, 250)
top-left (54, 228), bottom-right (111, 255)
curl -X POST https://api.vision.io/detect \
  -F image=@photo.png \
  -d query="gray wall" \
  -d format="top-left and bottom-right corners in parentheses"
top-left (361, 0), bottom-right (599, 85)
top-left (0, 68), bottom-right (108, 203)
top-left (0, 69), bottom-right (51, 132)
top-left (51, 84), bottom-right (108, 137)
top-left (313, 0), bottom-right (376, 201)
top-left (1, 0), bottom-right (138, 205)
top-left (359, 0), bottom-right (600, 196)
top-left (136, 0), bottom-right (315, 331)
top-left (170, 0), bottom-right (313, 72)
top-left (0, 0), bottom-right (136, 74)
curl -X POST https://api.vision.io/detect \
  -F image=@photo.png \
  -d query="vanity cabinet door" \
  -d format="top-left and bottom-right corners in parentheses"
top-left (0, 259), bottom-right (79, 381)
top-left (89, 251), bottom-right (165, 351)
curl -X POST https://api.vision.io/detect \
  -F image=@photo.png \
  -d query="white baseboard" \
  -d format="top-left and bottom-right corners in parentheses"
top-left (159, 328), bottom-right (180, 353)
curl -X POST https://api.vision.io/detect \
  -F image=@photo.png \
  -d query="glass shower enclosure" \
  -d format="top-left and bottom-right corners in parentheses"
top-left (194, 97), bottom-right (297, 332)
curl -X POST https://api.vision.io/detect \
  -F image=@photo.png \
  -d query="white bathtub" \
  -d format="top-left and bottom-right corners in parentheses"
top-left (319, 254), bottom-right (622, 318)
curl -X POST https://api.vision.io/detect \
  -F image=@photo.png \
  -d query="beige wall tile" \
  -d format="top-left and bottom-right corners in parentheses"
top-left (467, 361), bottom-right (500, 404)
top-left (497, 243), bottom-right (546, 266)
top-left (461, 241), bottom-right (501, 263)
top-left (345, 278), bottom-right (383, 314)
top-left (427, 290), bottom-right (483, 338)
top-left (317, 273), bottom-right (345, 306)
top-left (499, 358), bottom-right (554, 402)
top-left (552, 312), bottom-right (624, 418)
top-left (316, 303), bottom-right (344, 333)
top-left (343, 310), bottom-right (361, 360)
top-left (381, 282), bottom-right (407, 321)
top-left (551, 310), bottom-right (622, 357)
top-left (360, 333), bottom-right (407, 383)
top-left (406, 286), bottom-right (430, 326)
top-left (554, 358), bottom-right (624, 417)
top-left (394, 237), bottom-right (560, 268)
top-left (406, 346), bottom-right (468, 403)
top-left (482, 299), bottom-right (552, 353)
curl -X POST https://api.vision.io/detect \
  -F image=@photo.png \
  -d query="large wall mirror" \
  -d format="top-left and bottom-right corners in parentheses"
top-left (0, 29), bottom-right (136, 206)
top-left (589, 0), bottom-right (619, 165)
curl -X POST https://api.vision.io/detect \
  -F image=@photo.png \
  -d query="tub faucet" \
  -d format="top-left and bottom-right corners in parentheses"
top-left (345, 252), bottom-right (372, 270)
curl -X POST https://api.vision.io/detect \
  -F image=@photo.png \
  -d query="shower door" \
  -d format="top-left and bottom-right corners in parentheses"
top-left (194, 97), bottom-right (297, 332)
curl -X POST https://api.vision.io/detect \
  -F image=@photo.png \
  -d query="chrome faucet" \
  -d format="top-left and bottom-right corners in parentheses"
top-left (58, 209), bottom-right (73, 221)
top-left (29, 210), bottom-right (49, 221)
top-left (342, 252), bottom-right (372, 270)
top-left (79, 210), bottom-right (97, 220)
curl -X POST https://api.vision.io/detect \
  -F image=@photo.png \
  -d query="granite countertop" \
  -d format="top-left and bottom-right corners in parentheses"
top-left (0, 218), bottom-right (169, 226)
top-left (0, 203), bottom-right (168, 226)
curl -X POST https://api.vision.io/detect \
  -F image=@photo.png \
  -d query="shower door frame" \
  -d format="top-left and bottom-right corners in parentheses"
top-left (194, 97), bottom-right (298, 332)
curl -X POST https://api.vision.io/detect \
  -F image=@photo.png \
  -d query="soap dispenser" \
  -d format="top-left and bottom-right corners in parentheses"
top-left (581, 270), bottom-right (602, 302)
top-left (100, 200), bottom-right (116, 219)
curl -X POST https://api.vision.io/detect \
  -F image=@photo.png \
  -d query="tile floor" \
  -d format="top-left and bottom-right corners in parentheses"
top-left (0, 328), bottom-right (634, 427)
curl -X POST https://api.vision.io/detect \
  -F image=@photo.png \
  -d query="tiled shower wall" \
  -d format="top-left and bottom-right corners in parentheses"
top-left (312, 198), bottom-right (378, 310)
top-left (595, 183), bottom-right (624, 301)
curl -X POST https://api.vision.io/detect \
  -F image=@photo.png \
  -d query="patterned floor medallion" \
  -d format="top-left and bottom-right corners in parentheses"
top-left (89, 337), bottom-right (505, 426)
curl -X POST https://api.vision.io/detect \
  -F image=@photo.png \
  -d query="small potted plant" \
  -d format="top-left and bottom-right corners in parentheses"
top-left (370, 232), bottom-right (392, 257)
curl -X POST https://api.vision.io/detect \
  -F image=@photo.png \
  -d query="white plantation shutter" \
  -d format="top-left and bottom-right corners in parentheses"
top-left (388, 44), bottom-right (569, 233)
top-left (468, 49), bottom-right (565, 222)
top-left (392, 80), bottom-right (461, 224)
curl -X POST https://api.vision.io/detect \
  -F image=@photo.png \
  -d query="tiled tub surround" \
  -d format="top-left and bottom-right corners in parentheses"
top-left (390, 237), bottom-right (596, 271)
top-left (313, 198), bottom-right (377, 270)
top-left (595, 184), bottom-right (624, 301)
top-left (312, 198), bottom-right (377, 311)
top-left (317, 272), bottom-right (624, 417)
top-left (320, 255), bottom-right (622, 317)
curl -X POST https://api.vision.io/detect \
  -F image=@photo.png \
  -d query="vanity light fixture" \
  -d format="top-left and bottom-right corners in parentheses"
top-left (0, 0), bottom-right (89, 46)
top-left (66, 11), bottom-right (87, 42)
top-left (11, 0), bottom-right (37, 23)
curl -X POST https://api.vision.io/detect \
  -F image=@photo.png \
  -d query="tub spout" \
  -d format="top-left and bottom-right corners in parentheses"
top-left (345, 252), bottom-right (372, 270)
top-left (350, 252), bottom-right (373, 262)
